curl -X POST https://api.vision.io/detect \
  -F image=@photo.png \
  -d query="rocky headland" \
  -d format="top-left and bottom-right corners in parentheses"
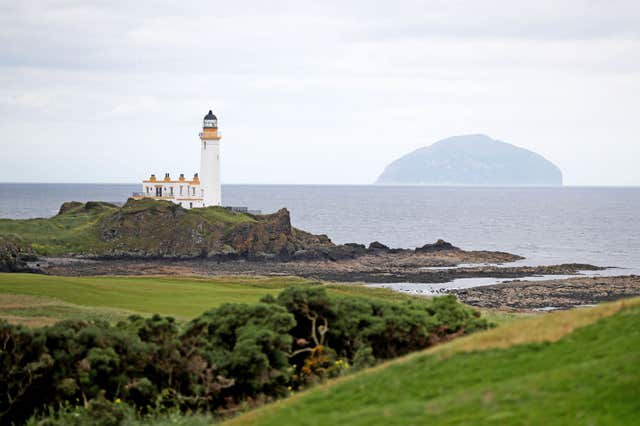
top-left (1, 199), bottom-right (528, 272)
top-left (4, 198), bottom-right (636, 313)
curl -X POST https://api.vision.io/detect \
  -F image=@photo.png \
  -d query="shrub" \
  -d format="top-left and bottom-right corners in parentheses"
top-left (1, 288), bottom-right (489, 424)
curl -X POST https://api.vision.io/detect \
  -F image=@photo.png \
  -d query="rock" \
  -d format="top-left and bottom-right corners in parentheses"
top-left (368, 241), bottom-right (390, 251)
top-left (0, 236), bottom-right (38, 272)
top-left (57, 201), bottom-right (84, 215)
top-left (415, 239), bottom-right (460, 253)
top-left (50, 199), bottom-right (336, 261)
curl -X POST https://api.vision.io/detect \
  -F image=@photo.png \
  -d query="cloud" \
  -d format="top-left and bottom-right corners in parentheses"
top-left (0, 0), bottom-right (640, 185)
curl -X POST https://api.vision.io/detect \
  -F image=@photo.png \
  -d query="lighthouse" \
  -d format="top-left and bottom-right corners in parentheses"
top-left (199, 110), bottom-right (222, 206)
top-left (134, 109), bottom-right (222, 209)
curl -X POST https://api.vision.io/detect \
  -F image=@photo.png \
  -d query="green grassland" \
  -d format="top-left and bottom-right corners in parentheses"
top-left (0, 273), bottom-right (447, 325)
top-left (226, 297), bottom-right (640, 426)
top-left (0, 274), bottom-right (308, 321)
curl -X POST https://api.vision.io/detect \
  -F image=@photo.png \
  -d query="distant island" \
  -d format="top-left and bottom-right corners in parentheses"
top-left (376, 134), bottom-right (563, 186)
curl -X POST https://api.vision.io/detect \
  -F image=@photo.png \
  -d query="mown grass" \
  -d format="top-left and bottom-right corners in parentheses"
top-left (0, 273), bottom-right (456, 324)
top-left (0, 293), bottom-right (138, 327)
top-left (0, 273), bottom-right (313, 320)
top-left (226, 297), bottom-right (640, 426)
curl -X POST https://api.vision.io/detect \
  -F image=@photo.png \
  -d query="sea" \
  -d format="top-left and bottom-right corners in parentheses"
top-left (1, 184), bottom-right (639, 282)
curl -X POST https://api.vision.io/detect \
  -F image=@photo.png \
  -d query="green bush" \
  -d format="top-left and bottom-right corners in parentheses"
top-left (1, 288), bottom-right (488, 424)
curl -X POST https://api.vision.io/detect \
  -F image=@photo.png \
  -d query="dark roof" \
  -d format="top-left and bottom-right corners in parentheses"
top-left (204, 110), bottom-right (217, 120)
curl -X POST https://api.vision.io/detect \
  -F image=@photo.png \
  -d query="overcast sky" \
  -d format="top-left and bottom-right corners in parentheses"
top-left (1, 0), bottom-right (640, 185)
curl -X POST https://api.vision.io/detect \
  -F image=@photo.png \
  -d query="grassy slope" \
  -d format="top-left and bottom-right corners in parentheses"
top-left (0, 201), bottom-right (255, 256)
top-left (0, 205), bottom-right (113, 255)
top-left (226, 298), bottom-right (640, 426)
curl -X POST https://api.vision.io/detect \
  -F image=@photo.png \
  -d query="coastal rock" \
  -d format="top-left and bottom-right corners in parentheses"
top-left (451, 275), bottom-right (640, 311)
top-left (368, 241), bottom-right (390, 251)
top-left (53, 199), bottom-right (333, 260)
top-left (0, 236), bottom-right (38, 272)
top-left (415, 239), bottom-right (459, 253)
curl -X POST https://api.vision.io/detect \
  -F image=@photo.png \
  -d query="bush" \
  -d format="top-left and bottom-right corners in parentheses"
top-left (1, 288), bottom-right (489, 424)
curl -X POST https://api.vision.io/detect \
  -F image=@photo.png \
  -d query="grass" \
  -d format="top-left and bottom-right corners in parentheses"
top-left (0, 199), bottom-right (258, 256)
top-left (0, 204), bottom-right (113, 255)
top-left (0, 273), bottom-right (457, 324)
top-left (0, 273), bottom-right (313, 320)
top-left (225, 297), bottom-right (640, 426)
top-left (0, 293), bottom-right (137, 327)
top-left (189, 205), bottom-right (257, 225)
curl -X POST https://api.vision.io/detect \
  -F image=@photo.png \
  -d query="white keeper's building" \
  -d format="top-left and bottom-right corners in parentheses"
top-left (133, 110), bottom-right (222, 209)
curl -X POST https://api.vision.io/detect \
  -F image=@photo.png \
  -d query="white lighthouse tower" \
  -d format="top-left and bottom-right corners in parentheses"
top-left (135, 109), bottom-right (224, 209)
top-left (199, 110), bottom-right (222, 206)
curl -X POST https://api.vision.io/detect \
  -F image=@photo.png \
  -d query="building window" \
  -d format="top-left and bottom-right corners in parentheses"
top-left (189, 202), bottom-right (193, 208)
top-left (170, 187), bottom-right (174, 195)
top-left (192, 187), bottom-right (196, 196)
top-left (179, 186), bottom-right (183, 195)
top-left (155, 187), bottom-right (162, 196)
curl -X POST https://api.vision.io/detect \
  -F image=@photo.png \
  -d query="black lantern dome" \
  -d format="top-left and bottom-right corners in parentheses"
top-left (203, 110), bottom-right (217, 128)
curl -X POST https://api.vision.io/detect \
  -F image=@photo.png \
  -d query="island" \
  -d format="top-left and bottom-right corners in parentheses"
top-left (376, 134), bottom-right (563, 186)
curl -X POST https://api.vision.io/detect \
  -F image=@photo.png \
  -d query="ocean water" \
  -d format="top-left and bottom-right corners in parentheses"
top-left (1, 183), bottom-right (639, 269)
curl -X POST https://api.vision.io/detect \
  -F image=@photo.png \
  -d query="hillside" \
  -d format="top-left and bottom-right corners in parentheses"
top-left (377, 134), bottom-right (563, 186)
top-left (0, 198), bottom-right (336, 265)
top-left (226, 297), bottom-right (640, 426)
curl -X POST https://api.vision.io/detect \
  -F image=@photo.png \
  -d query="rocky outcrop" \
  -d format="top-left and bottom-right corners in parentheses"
top-left (0, 237), bottom-right (37, 272)
top-left (58, 201), bottom-right (118, 216)
top-left (415, 239), bottom-right (459, 253)
top-left (95, 199), bottom-right (334, 260)
top-left (368, 241), bottom-right (390, 251)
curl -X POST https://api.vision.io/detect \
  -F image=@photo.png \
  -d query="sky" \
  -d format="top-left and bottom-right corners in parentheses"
top-left (1, 0), bottom-right (640, 185)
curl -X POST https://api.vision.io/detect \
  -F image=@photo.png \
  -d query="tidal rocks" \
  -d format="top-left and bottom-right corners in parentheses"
top-left (452, 275), bottom-right (640, 310)
top-left (415, 239), bottom-right (459, 253)
top-left (368, 241), bottom-right (390, 251)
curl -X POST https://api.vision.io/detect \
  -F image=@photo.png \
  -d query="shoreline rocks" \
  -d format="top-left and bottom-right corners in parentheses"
top-left (451, 275), bottom-right (640, 311)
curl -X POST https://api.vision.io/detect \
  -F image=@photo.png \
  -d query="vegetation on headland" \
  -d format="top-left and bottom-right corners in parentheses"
top-left (226, 297), bottom-right (640, 426)
top-left (0, 277), bottom-right (489, 425)
top-left (0, 199), bottom-right (334, 262)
